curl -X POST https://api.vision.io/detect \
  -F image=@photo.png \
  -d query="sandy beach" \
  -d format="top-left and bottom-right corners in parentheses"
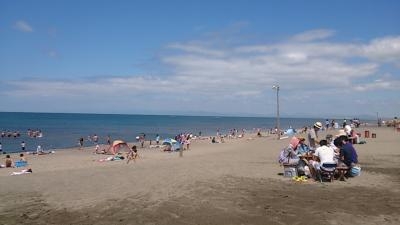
top-left (0, 126), bottom-right (399, 225)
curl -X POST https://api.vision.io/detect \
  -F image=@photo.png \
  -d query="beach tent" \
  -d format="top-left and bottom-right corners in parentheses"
top-left (162, 138), bottom-right (182, 151)
top-left (284, 128), bottom-right (296, 136)
top-left (107, 140), bottom-right (130, 154)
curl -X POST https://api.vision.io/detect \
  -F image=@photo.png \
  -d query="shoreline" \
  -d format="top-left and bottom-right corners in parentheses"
top-left (1, 122), bottom-right (386, 154)
top-left (1, 111), bottom-right (383, 153)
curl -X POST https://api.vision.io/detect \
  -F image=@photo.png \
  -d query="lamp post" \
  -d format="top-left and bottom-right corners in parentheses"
top-left (272, 85), bottom-right (280, 140)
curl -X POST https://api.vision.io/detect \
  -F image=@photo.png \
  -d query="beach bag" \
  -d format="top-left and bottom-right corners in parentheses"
top-left (350, 166), bottom-right (361, 177)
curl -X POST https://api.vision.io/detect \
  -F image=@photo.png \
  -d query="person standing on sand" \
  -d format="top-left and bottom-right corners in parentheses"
top-left (21, 141), bottom-right (26, 151)
top-left (307, 122), bottom-right (322, 150)
top-left (156, 134), bottom-right (160, 145)
top-left (92, 134), bottom-right (99, 144)
top-left (79, 137), bottom-right (84, 149)
top-left (139, 134), bottom-right (145, 148)
top-left (36, 145), bottom-right (42, 154)
top-left (106, 135), bottom-right (111, 145)
top-left (94, 144), bottom-right (100, 153)
top-left (325, 119), bottom-right (330, 130)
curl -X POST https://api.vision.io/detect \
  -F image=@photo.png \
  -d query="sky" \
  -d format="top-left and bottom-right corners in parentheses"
top-left (0, 0), bottom-right (399, 118)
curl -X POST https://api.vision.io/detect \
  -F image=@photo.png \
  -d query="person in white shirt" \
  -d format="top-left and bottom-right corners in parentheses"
top-left (36, 145), bottom-right (42, 154)
top-left (309, 140), bottom-right (336, 177)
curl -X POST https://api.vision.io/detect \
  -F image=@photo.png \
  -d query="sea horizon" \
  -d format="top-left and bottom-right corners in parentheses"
top-left (0, 110), bottom-right (383, 120)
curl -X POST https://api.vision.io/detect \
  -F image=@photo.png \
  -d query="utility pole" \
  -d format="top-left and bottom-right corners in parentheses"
top-left (272, 85), bottom-right (280, 140)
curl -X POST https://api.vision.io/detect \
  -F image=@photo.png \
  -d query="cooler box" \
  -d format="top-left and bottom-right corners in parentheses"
top-left (283, 165), bottom-right (297, 177)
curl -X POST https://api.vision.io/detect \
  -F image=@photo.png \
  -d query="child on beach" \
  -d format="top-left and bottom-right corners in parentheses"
top-left (94, 144), bottom-right (100, 153)
top-left (19, 153), bottom-right (26, 161)
top-left (5, 155), bottom-right (13, 168)
top-left (127, 145), bottom-right (139, 164)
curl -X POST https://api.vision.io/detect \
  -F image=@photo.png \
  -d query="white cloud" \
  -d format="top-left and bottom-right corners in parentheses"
top-left (353, 79), bottom-right (400, 91)
top-left (291, 29), bottom-right (336, 42)
top-left (162, 42), bottom-right (378, 91)
top-left (168, 43), bottom-right (226, 57)
top-left (2, 29), bottom-right (399, 116)
top-left (362, 36), bottom-right (400, 64)
top-left (14, 20), bottom-right (33, 32)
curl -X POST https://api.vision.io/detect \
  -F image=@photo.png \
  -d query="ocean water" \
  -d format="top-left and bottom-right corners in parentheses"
top-left (0, 112), bottom-right (323, 153)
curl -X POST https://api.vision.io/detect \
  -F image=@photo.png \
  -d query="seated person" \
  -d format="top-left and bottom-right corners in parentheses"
top-left (5, 155), bottom-right (14, 168)
top-left (334, 135), bottom-right (360, 179)
top-left (309, 140), bottom-right (336, 171)
top-left (163, 144), bottom-right (172, 152)
top-left (19, 153), bottom-right (27, 161)
top-left (335, 135), bottom-right (359, 168)
top-left (296, 138), bottom-right (310, 155)
top-left (309, 140), bottom-right (337, 177)
top-left (344, 125), bottom-right (360, 144)
top-left (13, 153), bottom-right (28, 167)
top-left (279, 136), bottom-right (301, 166)
top-left (93, 145), bottom-right (107, 154)
top-left (126, 145), bottom-right (139, 164)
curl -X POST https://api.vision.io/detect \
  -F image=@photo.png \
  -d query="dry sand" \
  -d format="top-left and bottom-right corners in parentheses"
top-left (0, 126), bottom-right (399, 225)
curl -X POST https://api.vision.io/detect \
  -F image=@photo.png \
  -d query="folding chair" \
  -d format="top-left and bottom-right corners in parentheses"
top-left (318, 163), bottom-right (337, 182)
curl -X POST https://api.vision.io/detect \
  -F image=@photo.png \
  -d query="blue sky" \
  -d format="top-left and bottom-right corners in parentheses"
top-left (0, 0), bottom-right (399, 118)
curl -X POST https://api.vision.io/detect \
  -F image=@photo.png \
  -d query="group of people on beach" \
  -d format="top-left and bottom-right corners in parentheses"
top-left (79, 134), bottom-right (111, 149)
top-left (1, 153), bottom-right (33, 175)
top-left (1, 153), bottom-right (27, 167)
top-left (0, 128), bottom-right (45, 154)
top-left (279, 121), bottom-right (361, 182)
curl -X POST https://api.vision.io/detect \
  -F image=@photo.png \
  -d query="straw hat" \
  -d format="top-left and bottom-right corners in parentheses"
top-left (314, 122), bottom-right (323, 129)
